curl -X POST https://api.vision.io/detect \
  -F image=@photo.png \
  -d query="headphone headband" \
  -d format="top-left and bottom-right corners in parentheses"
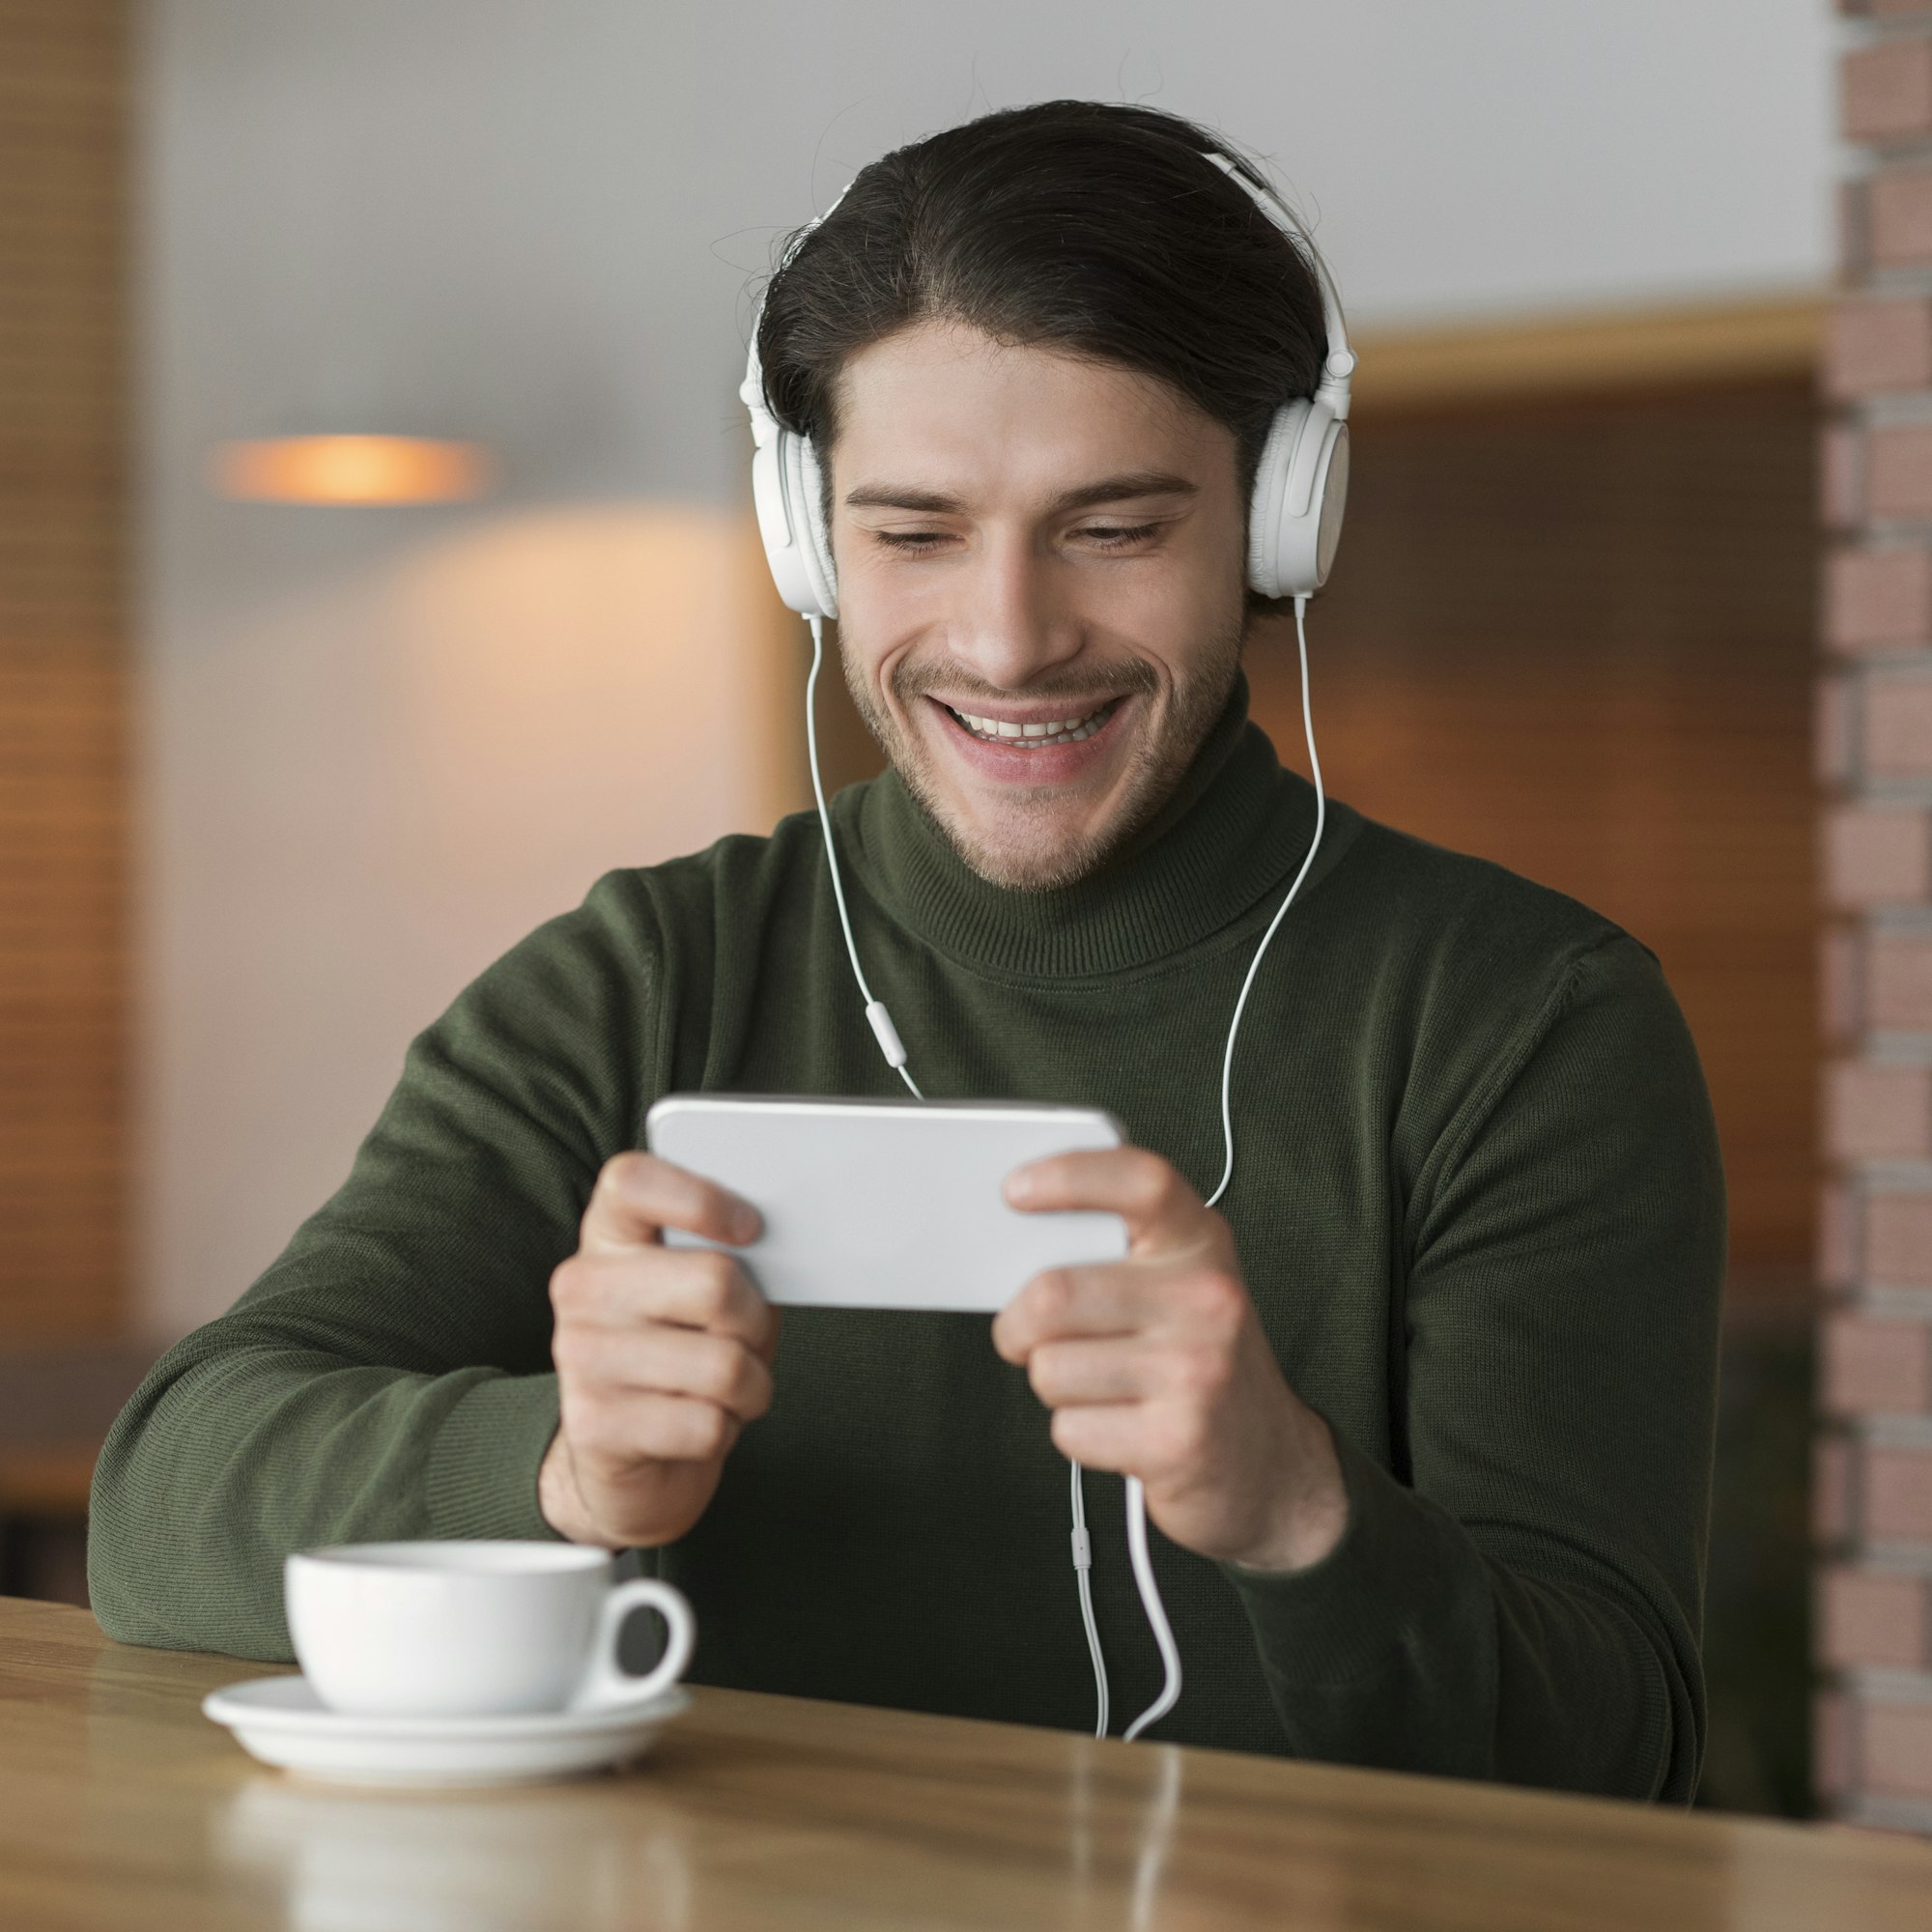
top-left (1199, 153), bottom-right (1353, 420)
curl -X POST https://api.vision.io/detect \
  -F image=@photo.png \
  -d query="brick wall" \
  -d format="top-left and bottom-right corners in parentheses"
top-left (1819, 0), bottom-right (1932, 1834)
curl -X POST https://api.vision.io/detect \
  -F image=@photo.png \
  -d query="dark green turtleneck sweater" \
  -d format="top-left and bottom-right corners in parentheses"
top-left (88, 681), bottom-right (1724, 1801)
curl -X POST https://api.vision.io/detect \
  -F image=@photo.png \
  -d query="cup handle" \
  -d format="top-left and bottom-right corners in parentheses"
top-left (571, 1577), bottom-right (696, 1713)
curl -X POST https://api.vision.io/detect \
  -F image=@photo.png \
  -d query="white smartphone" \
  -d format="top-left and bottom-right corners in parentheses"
top-left (644, 1094), bottom-right (1130, 1313)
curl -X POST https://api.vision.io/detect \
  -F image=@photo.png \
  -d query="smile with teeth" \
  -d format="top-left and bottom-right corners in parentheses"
top-left (945, 699), bottom-right (1118, 747)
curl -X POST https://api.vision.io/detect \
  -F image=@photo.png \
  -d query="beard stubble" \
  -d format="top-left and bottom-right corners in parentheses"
top-left (838, 609), bottom-right (1248, 893)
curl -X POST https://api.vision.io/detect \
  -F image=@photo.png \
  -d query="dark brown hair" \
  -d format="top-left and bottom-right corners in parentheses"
top-left (753, 99), bottom-right (1330, 518)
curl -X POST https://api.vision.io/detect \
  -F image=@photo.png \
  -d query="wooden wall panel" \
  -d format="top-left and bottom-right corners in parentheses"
top-left (0, 0), bottom-right (129, 1340)
top-left (1251, 379), bottom-right (1819, 1278)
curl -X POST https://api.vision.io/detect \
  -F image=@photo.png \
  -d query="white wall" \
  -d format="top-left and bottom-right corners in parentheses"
top-left (140, 0), bottom-right (1835, 1333)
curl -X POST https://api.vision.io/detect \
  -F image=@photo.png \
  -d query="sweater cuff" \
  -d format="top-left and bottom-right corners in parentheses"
top-left (424, 1372), bottom-right (564, 1542)
top-left (1219, 1424), bottom-right (1481, 1688)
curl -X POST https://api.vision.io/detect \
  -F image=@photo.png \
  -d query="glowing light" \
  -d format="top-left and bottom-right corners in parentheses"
top-left (210, 436), bottom-right (494, 505)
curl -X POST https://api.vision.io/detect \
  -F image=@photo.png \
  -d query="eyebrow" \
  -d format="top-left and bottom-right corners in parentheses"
top-left (842, 470), bottom-right (1200, 515)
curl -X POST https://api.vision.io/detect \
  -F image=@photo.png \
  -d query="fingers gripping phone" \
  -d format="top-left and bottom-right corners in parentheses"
top-left (645, 1094), bottom-right (1129, 1313)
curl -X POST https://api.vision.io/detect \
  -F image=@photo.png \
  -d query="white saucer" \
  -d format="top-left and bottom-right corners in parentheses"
top-left (203, 1674), bottom-right (691, 1788)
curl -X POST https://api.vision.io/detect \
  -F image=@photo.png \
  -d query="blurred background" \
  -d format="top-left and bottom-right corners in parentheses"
top-left (0, 0), bottom-right (1901, 1823)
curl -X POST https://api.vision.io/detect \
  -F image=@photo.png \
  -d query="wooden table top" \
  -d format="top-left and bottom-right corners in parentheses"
top-left (4, 1595), bottom-right (1930, 1931)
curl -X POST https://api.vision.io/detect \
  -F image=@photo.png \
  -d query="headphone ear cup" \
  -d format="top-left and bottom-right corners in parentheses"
top-left (749, 427), bottom-right (821, 618)
top-left (1309, 418), bottom-right (1350, 590)
top-left (792, 434), bottom-right (838, 620)
top-left (1245, 399), bottom-right (1348, 599)
top-left (752, 425), bottom-right (838, 619)
top-left (1246, 400), bottom-right (1311, 599)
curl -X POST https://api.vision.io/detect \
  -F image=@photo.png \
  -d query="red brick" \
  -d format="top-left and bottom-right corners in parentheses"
top-left (1871, 166), bottom-right (1932, 268)
top-left (1867, 423), bottom-right (1932, 522)
top-left (1870, 930), bottom-right (1932, 1029)
top-left (1820, 672), bottom-right (1858, 788)
top-left (1828, 297), bottom-right (1932, 399)
top-left (1816, 1432), bottom-right (1858, 1542)
top-left (1826, 546), bottom-right (1932, 652)
top-left (1866, 670), bottom-right (1932, 777)
top-left (1863, 1699), bottom-right (1932, 1800)
top-left (1821, 1565), bottom-right (1928, 1668)
top-left (1823, 1308), bottom-right (1932, 1411)
top-left (1865, 1441), bottom-right (1932, 1540)
top-left (1824, 805), bottom-right (1932, 907)
top-left (1865, 1192), bottom-right (1932, 1284)
top-left (1815, 1690), bottom-right (1857, 1804)
top-left (1829, 1062), bottom-right (1932, 1161)
top-left (1845, 40), bottom-right (1932, 144)
top-left (1823, 926), bottom-right (1865, 1039)
top-left (1824, 424), bottom-right (1865, 529)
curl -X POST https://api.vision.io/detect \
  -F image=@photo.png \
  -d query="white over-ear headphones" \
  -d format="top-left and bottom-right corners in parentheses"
top-left (739, 151), bottom-right (1354, 618)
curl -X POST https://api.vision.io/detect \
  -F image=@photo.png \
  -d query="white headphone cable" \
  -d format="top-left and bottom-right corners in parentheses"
top-left (1070, 1460), bottom-right (1109, 1738)
top-left (807, 613), bottom-right (922, 1099)
top-left (1205, 592), bottom-right (1326, 1217)
top-left (1119, 590), bottom-right (1324, 1743)
top-left (806, 613), bottom-right (1115, 1734)
top-left (803, 595), bottom-right (1325, 1744)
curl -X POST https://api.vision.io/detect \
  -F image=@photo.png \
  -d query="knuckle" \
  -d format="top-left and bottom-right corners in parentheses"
top-left (557, 1254), bottom-right (645, 1326)
top-left (1027, 1343), bottom-right (1063, 1404)
top-left (600, 1150), bottom-right (645, 1189)
top-left (591, 1151), bottom-right (649, 1213)
top-left (723, 1338), bottom-right (762, 1397)
top-left (692, 1251), bottom-right (738, 1320)
top-left (694, 1336), bottom-right (741, 1404)
top-left (1170, 1340), bottom-right (1227, 1397)
top-left (1127, 1150), bottom-right (1172, 1208)
top-left (569, 1405), bottom-right (628, 1467)
top-left (550, 1326), bottom-right (594, 1379)
top-left (587, 1395), bottom-right (671, 1464)
top-left (1151, 1406), bottom-right (1207, 1470)
top-left (689, 1404), bottom-right (733, 1461)
top-left (1033, 1269), bottom-right (1074, 1322)
top-left (1183, 1268), bottom-right (1245, 1333)
top-left (549, 1256), bottom-right (589, 1315)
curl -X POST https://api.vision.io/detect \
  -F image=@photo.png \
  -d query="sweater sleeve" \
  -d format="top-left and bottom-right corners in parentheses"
top-left (87, 871), bottom-right (665, 1661)
top-left (1221, 932), bottom-right (1725, 1801)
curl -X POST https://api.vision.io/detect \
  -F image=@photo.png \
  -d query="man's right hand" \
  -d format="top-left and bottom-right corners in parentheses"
top-left (538, 1151), bottom-right (779, 1549)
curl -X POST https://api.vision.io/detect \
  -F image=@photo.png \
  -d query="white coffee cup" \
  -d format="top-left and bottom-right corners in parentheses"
top-left (284, 1541), bottom-right (695, 1719)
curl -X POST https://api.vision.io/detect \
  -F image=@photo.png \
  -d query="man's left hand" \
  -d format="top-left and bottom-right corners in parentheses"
top-left (991, 1147), bottom-right (1349, 1574)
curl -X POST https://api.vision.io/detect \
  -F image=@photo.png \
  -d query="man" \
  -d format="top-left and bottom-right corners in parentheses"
top-left (90, 100), bottom-right (1723, 1802)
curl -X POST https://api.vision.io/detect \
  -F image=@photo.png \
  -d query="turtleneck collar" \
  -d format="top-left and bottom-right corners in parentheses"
top-left (838, 671), bottom-right (1350, 980)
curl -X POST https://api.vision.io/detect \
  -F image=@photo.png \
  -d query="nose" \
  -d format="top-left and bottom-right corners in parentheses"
top-left (951, 526), bottom-right (1085, 690)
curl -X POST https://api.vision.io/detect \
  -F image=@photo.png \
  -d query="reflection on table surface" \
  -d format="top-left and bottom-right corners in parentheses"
top-left (210, 1736), bottom-right (1182, 1932)
top-left (4, 1596), bottom-right (1931, 1931)
top-left (215, 1777), bottom-right (699, 1932)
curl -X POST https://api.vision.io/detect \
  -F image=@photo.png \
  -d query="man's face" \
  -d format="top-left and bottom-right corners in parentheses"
top-left (827, 321), bottom-right (1250, 891)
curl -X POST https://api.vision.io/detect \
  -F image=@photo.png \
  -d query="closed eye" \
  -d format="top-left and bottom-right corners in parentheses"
top-left (870, 529), bottom-right (952, 552)
top-left (1075, 523), bottom-right (1161, 549)
top-left (869, 522), bottom-right (1164, 553)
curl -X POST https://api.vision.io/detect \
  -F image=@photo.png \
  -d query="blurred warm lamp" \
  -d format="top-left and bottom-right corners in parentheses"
top-left (211, 436), bottom-right (493, 505)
